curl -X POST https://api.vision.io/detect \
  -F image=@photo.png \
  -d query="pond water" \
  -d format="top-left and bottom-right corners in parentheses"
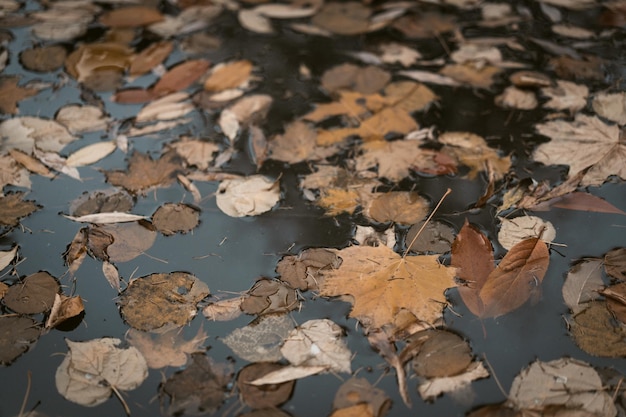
top-left (1, 1), bottom-right (626, 416)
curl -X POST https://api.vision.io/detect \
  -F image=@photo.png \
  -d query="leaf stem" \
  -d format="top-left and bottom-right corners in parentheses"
top-left (402, 188), bottom-right (452, 260)
top-left (111, 384), bottom-right (132, 416)
top-left (18, 370), bottom-right (31, 417)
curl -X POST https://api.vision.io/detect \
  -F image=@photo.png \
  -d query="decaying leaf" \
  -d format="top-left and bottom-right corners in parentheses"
top-left (570, 301), bottom-right (626, 357)
top-left (45, 293), bottom-right (85, 329)
top-left (508, 358), bottom-right (616, 416)
top-left (332, 378), bottom-right (390, 417)
top-left (0, 76), bottom-right (39, 114)
top-left (87, 221), bottom-right (157, 263)
top-left (222, 314), bottom-right (292, 362)
top-left (562, 259), bottom-right (604, 313)
top-left (241, 278), bottom-right (298, 316)
top-left (152, 203), bottom-right (200, 235)
top-left (0, 316), bottom-right (41, 365)
top-left (69, 188), bottom-right (134, 217)
top-left (533, 114), bottom-right (626, 186)
top-left (126, 326), bottom-right (207, 369)
top-left (365, 191), bottom-right (429, 225)
top-left (216, 175), bottom-right (280, 217)
top-left (4, 271), bottom-right (59, 314)
top-left (237, 363), bottom-right (295, 408)
top-left (202, 296), bottom-right (244, 321)
top-left (55, 338), bottom-right (148, 408)
top-left (438, 131), bottom-right (511, 180)
top-left (160, 353), bottom-right (233, 416)
top-left (541, 80), bottom-right (588, 113)
top-left (280, 319), bottom-right (351, 374)
top-left (0, 116), bottom-right (76, 153)
top-left (497, 215), bottom-right (556, 250)
top-left (118, 272), bottom-right (209, 332)
top-left (104, 150), bottom-right (183, 195)
top-left (418, 362), bottom-right (489, 400)
top-left (405, 221), bottom-right (455, 254)
top-left (605, 247), bottom-right (626, 281)
top-left (276, 247), bottom-right (342, 291)
top-left (311, 2), bottom-right (371, 36)
top-left (320, 245), bottom-right (456, 332)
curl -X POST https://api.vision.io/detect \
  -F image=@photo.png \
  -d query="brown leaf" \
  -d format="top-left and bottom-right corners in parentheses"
top-left (126, 325), bottom-right (207, 369)
top-left (438, 131), bottom-right (511, 180)
top-left (439, 63), bottom-right (502, 89)
top-left (355, 140), bottom-right (439, 182)
top-left (365, 191), bottom-right (429, 225)
top-left (65, 43), bottom-right (132, 84)
top-left (104, 150), bottom-right (183, 195)
top-left (410, 330), bottom-right (472, 378)
top-left (153, 59), bottom-right (211, 97)
top-left (118, 272), bottom-right (209, 332)
top-left (203, 60), bottom-right (252, 92)
top-left (321, 63), bottom-right (390, 95)
top-left (479, 237), bottom-right (550, 318)
top-left (562, 259), bottom-right (604, 314)
top-left (311, 2), bottom-right (371, 35)
top-left (88, 221), bottom-right (157, 263)
top-left (19, 45), bottom-right (67, 72)
top-left (320, 245), bottom-right (456, 332)
top-left (152, 203), bottom-right (200, 236)
top-left (99, 6), bottom-right (164, 28)
top-left (237, 363), bottom-right (295, 409)
top-left (64, 228), bottom-right (88, 275)
top-left (605, 247), bottom-right (626, 280)
top-left (0, 76), bottom-right (39, 114)
top-left (9, 149), bottom-right (53, 177)
top-left (241, 278), bottom-right (298, 316)
top-left (129, 41), bottom-right (174, 77)
top-left (393, 12), bottom-right (457, 38)
top-left (45, 294), bottom-right (85, 329)
top-left (4, 271), bottom-right (59, 314)
top-left (0, 316), bottom-right (41, 365)
top-left (451, 219), bottom-right (495, 317)
top-left (332, 377), bottom-right (390, 417)
top-left (548, 192), bottom-right (626, 215)
top-left (69, 189), bottom-right (134, 217)
top-left (276, 248), bottom-right (342, 291)
top-left (406, 220), bottom-right (455, 254)
top-left (602, 282), bottom-right (626, 324)
top-left (160, 353), bottom-right (233, 416)
top-left (571, 301), bottom-right (626, 357)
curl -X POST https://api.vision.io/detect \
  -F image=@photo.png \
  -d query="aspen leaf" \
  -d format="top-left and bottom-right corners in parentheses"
top-left (319, 245), bottom-right (456, 331)
top-left (237, 363), bottom-right (295, 408)
top-left (55, 338), bottom-right (148, 408)
top-left (104, 150), bottom-right (182, 195)
top-left (216, 175), bottom-right (279, 217)
top-left (4, 271), bottom-right (59, 314)
top-left (45, 293), bottom-right (85, 329)
top-left (562, 259), bottom-right (604, 313)
top-left (0, 316), bottom-right (41, 365)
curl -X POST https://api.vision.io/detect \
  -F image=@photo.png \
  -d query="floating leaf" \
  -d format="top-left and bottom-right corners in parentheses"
top-left (104, 150), bottom-right (182, 195)
top-left (222, 314), bottom-right (292, 362)
top-left (55, 105), bottom-right (110, 134)
top-left (405, 221), bottom-right (455, 254)
top-left (98, 6), bottom-right (163, 28)
top-left (118, 272), bottom-right (209, 332)
top-left (276, 248), bottom-right (342, 291)
top-left (45, 294), bottom-right (84, 329)
top-left (562, 259), bottom-right (604, 313)
top-left (497, 215), bottom-right (556, 250)
top-left (365, 191), bottom-right (429, 225)
top-left (570, 301), bottom-right (626, 357)
top-left (64, 212), bottom-right (147, 224)
top-left (237, 363), bottom-right (295, 408)
top-left (4, 271), bottom-right (59, 314)
top-left (87, 221), bottom-right (157, 263)
top-left (126, 325), bottom-right (207, 369)
top-left (55, 338), bottom-right (148, 408)
top-left (0, 76), bottom-right (39, 114)
top-left (216, 175), bottom-right (280, 217)
top-left (0, 316), bottom-right (41, 365)
top-left (152, 203), bottom-right (200, 236)
top-left (241, 278), bottom-right (298, 316)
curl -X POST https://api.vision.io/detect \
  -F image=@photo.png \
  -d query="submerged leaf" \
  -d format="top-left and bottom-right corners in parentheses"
top-left (0, 316), bottom-right (41, 365)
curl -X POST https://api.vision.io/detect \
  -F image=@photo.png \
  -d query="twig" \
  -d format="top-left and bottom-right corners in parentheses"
top-left (18, 370), bottom-right (31, 417)
top-left (111, 384), bottom-right (132, 416)
top-left (482, 353), bottom-right (507, 397)
top-left (402, 188), bottom-right (452, 260)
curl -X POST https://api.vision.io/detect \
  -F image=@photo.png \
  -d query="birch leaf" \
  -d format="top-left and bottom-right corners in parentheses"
top-left (65, 141), bottom-right (117, 167)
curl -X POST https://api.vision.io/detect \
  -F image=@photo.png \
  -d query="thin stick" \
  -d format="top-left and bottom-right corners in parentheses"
top-left (482, 353), bottom-right (507, 397)
top-left (111, 384), bottom-right (131, 416)
top-left (18, 370), bottom-right (31, 417)
top-left (402, 188), bottom-right (452, 260)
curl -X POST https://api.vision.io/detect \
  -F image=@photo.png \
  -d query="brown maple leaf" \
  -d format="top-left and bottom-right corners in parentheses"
top-left (319, 245), bottom-right (456, 332)
top-left (104, 150), bottom-right (183, 194)
top-left (0, 192), bottom-right (39, 227)
top-left (0, 76), bottom-right (39, 115)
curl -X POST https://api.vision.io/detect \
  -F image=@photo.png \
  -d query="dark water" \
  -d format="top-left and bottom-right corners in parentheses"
top-left (1, 1), bottom-right (626, 417)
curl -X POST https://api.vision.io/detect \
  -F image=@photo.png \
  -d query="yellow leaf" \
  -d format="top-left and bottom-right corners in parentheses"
top-left (319, 245), bottom-right (456, 332)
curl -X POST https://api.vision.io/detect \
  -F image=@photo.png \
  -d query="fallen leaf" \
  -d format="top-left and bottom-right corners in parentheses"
top-left (548, 54), bottom-right (605, 82)
top-left (321, 63), bottom-right (390, 95)
top-left (0, 192), bottom-right (40, 227)
top-left (276, 248), bottom-right (342, 291)
top-left (0, 76), bottom-right (39, 114)
top-left (241, 278), bottom-right (298, 315)
top-left (269, 120), bottom-right (324, 164)
top-left (592, 92), bottom-right (626, 125)
top-left (411, 330), bottom-right (473, 378)
top-left (129, 41), bottom-right (174, 77)
top-left (65, 43), bottom-right (132, 85)
top-left (547, 191), bottom-right (626, 215)
top-left (69, 188), bottom-right (134, 217)
top-left (104, 150), bottom-right (183, 195)
top-left (570, 301), bottom-right (626, 357)
top-left (45, 293), bottom-right (85, 329)
top-left (98, 5), bottom-right (163, 28)
top-left (64, 212), bottom-right (147, 224)
top-left (541, 80), bottom-right (588, 113)
top-left (168, 137), bottom-right (220, 170)
top-left (497, 215), bottom-right (556, 250)
top-left (319, 245), bottom-right (456, 332)
top-left (601, 282), bottom-right (626, 324)
top-left (439, 63), bottom-right (502, 89)
top-left (204, 60), bottom-right (253, 92)
top-left (102, 260), bottom-right (120, 292)
top-left (495, 86), bottom-right (538, 110)
top-left (126, 325), bottom-right (207, 369)
top-left (311, 2), bottom-right (371, 35)
top-left (332, 377), bottom-right (390, 417)
top-left (135, 92), bottom-right (194, 123)
top-left (8, 148), bottom-right (52, 178)
top-left (280, 319), bottom-right (351, 374)
top-left (216, 175), bottom-right (280, 217)
top-left (378, 42), bottom-right (421, 67)
top-left (0, 154), bottom-right (31, 189)
top-left (354, 225), bottom-right (396, 249)
top-left (0, 316), bottom-right (40, 365)
top-left (0, 245), bottom-right (17, 270)
top-left (4, 271), bottom-right (58, 314)
top-left (248, 365), bottom-right (328, 385)
top-left (55, 338), bottom-right (148, 408)
top-left (152, 59), bottom-right (210, 97)
top-left (605, 247), bottom-right (626, 280)
top-left (222, 314), bottom-right (292, 362)
top-left (64, 228), bottom-right (88, 275)
top-left (438, 131), bottom-right (511, 180)
top-left (159, 353), bottom-right (233, 416)
top-left (55, 104), bottom-right (110, 134)
top-left (237, 363), bottom-right (295, 408)
top-left (19, 45), bottom-right (67, 72)
top-left (417, 361), bottom-right (489, 400)
top-left (152, 203), bottom-right (200, 235)
top-left (0, 116), bottom-right (76, 153)
top-left (364, 191), bottom-right (429, 225)
top-left (148, 5), bottom-right (222, 38)
top-left (533, 114), bottom-right (626, 186)
top-left (405, 220), bottom-right (455, 254)
top-left (508, 358), bottom-right (616, 416)
top-left (118, 272), bottom-right (209, 332)
top-left (393, 12), bottom-right (457, 38)
top-left (202, 296), bottom-right (244, 321)
top-left (562, 259), bottom-right (604, 313)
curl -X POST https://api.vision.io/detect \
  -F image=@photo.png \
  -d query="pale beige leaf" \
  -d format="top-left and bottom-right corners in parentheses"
top-left (126, 326), bottom-right (207, 369)
top-left (135, 92), bottom-right (193, 123)
top-left (355, 139), bottom-right (434, 182)
top-left (66, 141), bottom-right (116, 167)
top-left (55, 105), bottom-right (110, 134)
top-left (249, 365), bottom-right (327, 385)
top-left (218, 109), bottom-right (239, 142)
top-left (238, 9), bottom-right (274, 34)
top-left (55, 338), bottom-right (148, 407)
top-left (216, 175), bottom-right (280, 217)
top-left (592, 92), bottom-right (626, 125)
top-left (202, 296), bottom-right (243, 321)
top-left (222, 314), bottom-right (292, 362)
top-left (102, 260), bottom-right (120, 292)
top-left (280, 319), bottom-right (351, 374)
top-left (0, 245), bottom-right (17, 270)
top-left (0, 116), bottom-right (76, 153)
top-left (495, 86), bottom-right (538, 110)
top-left (417, 361), bottom-right (489, 400)
top-left (562, 259), bottom-right (604, 313)
top-left (533, 114), bottom-right (626, 186)
top-left (497, 215), bottom-right (556, 250)
top-left (541, 80), bottom-right (588, 113)
top-left (254, 4), bottom-right (318, 18)
top-left (64, 212), bottom-right (147, 224)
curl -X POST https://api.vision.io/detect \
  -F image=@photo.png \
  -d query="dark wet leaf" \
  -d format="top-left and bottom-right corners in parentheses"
top-left (152, 203), bottom-right (200, 236)
top-left (570, 301), bottom-right (626, 357)
top-left (332, 377), bottom-right (390, 417)
top-left (4, 271), bottom-right (59, 314)
top-left (276, 248), bottom-right (341, 291)
top-left (393, 12), bottom-right (457, 38)
top-left (104, 150), bottom-right (183, 195)
top-left (241, 278), bottom-right (298, 316)
top-left (19, 45), bottom-right (66, 72)
top-left (600, 282), bottom-right (626, 324)
top-left (0, 316), bottom-right (41, 365)
top-left (69, 188), bottom-right (134, 217)
top-left (311, 2), bottom-right (371, 35)
top-left (160, 353), bottom-right (233, 416)
top-left (118, 272), bottom-right (209, 332)
top-left (406, 220), bottom-right (455, 254)
top-left (410, 330), bottom-right (473, 378)
top-left (0, 76), bottom-right (39, 114)
top-left (237, 362), bottom-right (295, 409)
